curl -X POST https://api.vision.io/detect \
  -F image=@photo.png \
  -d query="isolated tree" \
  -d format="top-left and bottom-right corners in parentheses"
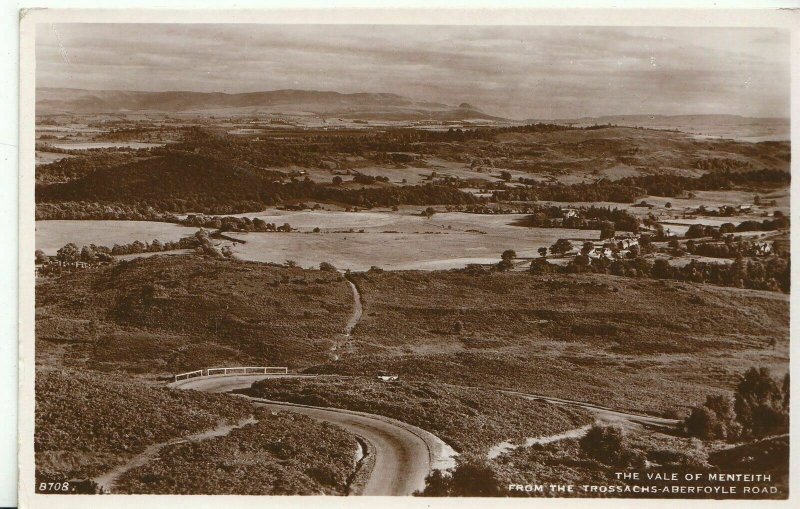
top-left (538, 247), bottom-right (548, 258)
top-left (549, 239), bottom-right (573, 256)
top-left (285, 260), bottom-right (298, 268)
top-left (501, 249), bottom-right (517, 262)
top-left (313, 227), bottom-right (321, 233)
top-left (422, 207), bottom-right (436, 219)
top-left (319, 262), bottom-right (337, 272)
top-left (579, 425), bottom-right (628, 466)
top-left (332, 176), bottom-right (343, 185)
top-left (685, 394), bottom-right (740, 441)
top-left (686, 224), bottom-right (708, 239)
top-left (499, 170), bottom-right (512, 182)
top-left (449, 460), bottom-right (502, 496)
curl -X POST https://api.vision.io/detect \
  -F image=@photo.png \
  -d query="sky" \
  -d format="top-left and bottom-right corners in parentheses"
top-left (36, 23), bottom-right (790, 119)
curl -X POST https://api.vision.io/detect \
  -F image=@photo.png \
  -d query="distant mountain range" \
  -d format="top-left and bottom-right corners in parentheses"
top-left (36, 87), bottom-right (505, 121)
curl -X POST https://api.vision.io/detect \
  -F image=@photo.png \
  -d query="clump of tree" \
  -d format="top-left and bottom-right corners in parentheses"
top-left (549, 239), bottom-right (573, 256)
top-left (684, 367), bottom-right (789, 441)
top-left (496, 249), bottom-right (517, 271)
top-left (415, 459), bottom-right (502, 497)
top-left (685, 217), bottom-right (789, 239)
top-left (352, 173), bottom-right (389, 185)
top-left (319, 262), bottom-right (338, 272)
top-left (513, 206), bottom-right (639, 234)
top-left (579, 424), bottom-right (646, 468)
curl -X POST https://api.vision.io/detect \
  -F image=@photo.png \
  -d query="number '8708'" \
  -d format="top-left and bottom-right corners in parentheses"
top-left (38, 481), bottom-right (70, 492)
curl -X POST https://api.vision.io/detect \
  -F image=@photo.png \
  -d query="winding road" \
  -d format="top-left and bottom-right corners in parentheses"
top-left (165, 274), bottom-right (679, 495)
top-left (171, 374), bottom-right (456, 496)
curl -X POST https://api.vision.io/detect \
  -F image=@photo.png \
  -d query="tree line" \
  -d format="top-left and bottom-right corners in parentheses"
top-left (530, 246), bottom-right (789, 293)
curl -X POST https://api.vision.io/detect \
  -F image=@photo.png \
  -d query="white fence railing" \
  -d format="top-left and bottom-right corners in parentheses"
top-left (173, 366), bottom-right (288, 382)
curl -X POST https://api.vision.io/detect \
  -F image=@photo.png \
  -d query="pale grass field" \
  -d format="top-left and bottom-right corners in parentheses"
top-left (35, 220), bottom-right (201, 254)
top-left (224, 210), bottom-right (598, 270)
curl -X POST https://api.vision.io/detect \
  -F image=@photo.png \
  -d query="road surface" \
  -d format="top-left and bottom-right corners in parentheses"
top-left (172, 374), bottom-right (456, 495)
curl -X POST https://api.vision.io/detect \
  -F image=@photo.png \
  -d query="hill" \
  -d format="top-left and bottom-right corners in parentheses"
top-left (36, 87), bottom-right (504, 120)
top-left (36, 256), bottom-right (789, 417)
top-left (36, 256), bottom-right (354, 374)
top-left (310, 269), bottom-right (789, 415)
top-left (35, 150), bottom-right (479, 214)
top-left (36, 152), bottom-right (281, 213)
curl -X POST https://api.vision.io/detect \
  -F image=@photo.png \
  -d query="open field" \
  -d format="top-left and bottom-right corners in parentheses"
top-left (218, 209), bottom-right (597, 270)
top-left (35, 220), bottom-right (201, 255)
top-left (242, 376), bottom-right (591, 457)
top-left (227, 229), bottom-right (596, 271)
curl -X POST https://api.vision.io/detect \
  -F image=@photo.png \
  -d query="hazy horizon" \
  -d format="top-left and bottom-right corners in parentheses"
top-left (36, 24), bottom-right (790, 120)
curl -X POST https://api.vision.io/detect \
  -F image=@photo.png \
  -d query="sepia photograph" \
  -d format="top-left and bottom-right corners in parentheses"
top-left (18, 8), bottom-right (794, 507)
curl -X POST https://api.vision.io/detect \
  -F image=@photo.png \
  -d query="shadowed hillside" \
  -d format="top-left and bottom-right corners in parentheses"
top-left (36, 256), bottom-right (354, 373)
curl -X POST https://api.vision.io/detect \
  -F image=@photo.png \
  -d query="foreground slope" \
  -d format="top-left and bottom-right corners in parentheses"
top-left (313, 270), bottom-right (789, 415)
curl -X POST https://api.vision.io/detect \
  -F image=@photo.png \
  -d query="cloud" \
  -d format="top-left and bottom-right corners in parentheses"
top-left (35, 24), bottom-right (790, 119)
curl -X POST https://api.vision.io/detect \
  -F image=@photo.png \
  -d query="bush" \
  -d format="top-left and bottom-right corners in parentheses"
top-left (684, 367), bottom-right (788, 441)
top-left (685, 406), bottom-right (722, 440)
top-left (417, 459), bottom-right (502, 497)
top-left (579, 424), bottom-right (644, 467)
top-left (734, 367), bottom-right (788, 438)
